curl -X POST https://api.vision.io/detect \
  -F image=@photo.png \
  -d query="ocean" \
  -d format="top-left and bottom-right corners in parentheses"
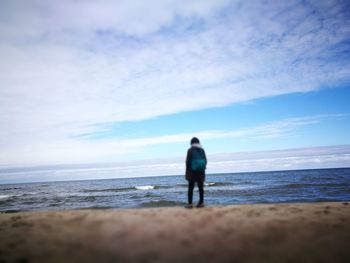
top-left (1, 168), bottom-right (350, 213)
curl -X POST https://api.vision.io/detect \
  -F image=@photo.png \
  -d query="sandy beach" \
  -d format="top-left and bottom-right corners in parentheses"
top-left (0, 202), bottom-right (349, 263)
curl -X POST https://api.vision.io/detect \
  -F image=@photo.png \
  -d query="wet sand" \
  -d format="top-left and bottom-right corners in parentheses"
top-left (0, 202), bottom-right (350, 263)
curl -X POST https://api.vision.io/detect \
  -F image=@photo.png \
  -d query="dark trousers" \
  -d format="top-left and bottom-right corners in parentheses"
top-left (188, 180), bottom-right (204, 204)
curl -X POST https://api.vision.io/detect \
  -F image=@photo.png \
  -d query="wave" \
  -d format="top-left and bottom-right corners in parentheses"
top-left (204, 182), bottom-right (235, 187)
top-left (175, 182), bottom-right (234, 188)
top-left (82, 185), bottom-right (160, 193)
top-left (129, 192), bottom-right (160, 199)
top-left (0, 195), bottom-right (12, 201)
top-left (135, 185), bottom-right (156, 190)
top-left (0, 187), bottom-right (21, 190)
top-left (82, 187), bottom-right (135, 193)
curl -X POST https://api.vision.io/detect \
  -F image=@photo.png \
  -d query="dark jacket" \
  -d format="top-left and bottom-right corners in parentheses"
top-left (185, 144), bottom-right (207, 182)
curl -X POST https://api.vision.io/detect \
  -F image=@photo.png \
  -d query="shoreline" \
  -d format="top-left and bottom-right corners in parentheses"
top-left (1, 202), bottom-right (350, 262)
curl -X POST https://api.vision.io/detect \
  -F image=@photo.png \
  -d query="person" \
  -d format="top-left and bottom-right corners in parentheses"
top-left (185, 137), bottom-right (207, 208)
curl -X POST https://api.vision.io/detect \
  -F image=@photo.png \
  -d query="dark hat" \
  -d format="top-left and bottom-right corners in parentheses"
top-left (190, 137), bottom-right (200, 144)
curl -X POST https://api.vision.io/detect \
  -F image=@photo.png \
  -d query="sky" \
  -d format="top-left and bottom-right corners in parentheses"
top-left (0, 0), bottom-right (350, 182)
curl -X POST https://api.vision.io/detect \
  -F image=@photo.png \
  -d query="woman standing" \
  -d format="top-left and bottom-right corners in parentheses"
top-left (185, 137), bottom-right (207, 208)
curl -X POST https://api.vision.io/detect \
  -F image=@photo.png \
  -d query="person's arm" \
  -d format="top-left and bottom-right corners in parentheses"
top-left (186, 148), bottom-right (192, 170)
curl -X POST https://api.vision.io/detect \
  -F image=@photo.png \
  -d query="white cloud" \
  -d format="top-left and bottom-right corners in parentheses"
top-left (0, 0), bottom-right (231, 37)
top-left (206, 145), bottom-right (350, 173)
top-left (0, 0), bottom-right (350, 165)
top-left (1, 113), bottom-right (347, 166)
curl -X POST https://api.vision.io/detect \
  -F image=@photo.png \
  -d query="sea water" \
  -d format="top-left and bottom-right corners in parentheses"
top-left (1, 168), bottom-right (350, 212)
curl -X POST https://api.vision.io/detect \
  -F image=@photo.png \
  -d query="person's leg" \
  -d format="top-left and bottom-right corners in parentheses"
top-left (188, 180), bottom-right (195, 204)
top-left (197, 180), bottom-right (204, 205)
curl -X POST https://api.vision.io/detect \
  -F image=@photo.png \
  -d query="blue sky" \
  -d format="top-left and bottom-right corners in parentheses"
top-left (0, 0), bottom-right (350, 181)
top-left (75, 85), bottom-right (350, 160)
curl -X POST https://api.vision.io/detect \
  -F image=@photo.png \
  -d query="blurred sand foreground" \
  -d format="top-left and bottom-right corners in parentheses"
top-left (0, 202), bottom-right (349, 263)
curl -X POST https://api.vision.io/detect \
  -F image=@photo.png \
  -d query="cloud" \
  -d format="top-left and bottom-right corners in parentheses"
top-left (0, 0), bottom-right (231, 37)
top-left (0, 0), bottom-right (350, 165)
top-left (103, 113), bottom-right (350, 150)
top-left (1, 113), bottom-right (348, 166)
top-left (206, 145), bottom-right (350, 173)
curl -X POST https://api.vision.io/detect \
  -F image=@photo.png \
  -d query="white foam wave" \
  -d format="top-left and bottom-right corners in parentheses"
top-left (135, 185), bottom-right (155, 190)
top-left (0, 195), bottom-right (12, 200)
top-left (205, 182), bottom-right (216, 186)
